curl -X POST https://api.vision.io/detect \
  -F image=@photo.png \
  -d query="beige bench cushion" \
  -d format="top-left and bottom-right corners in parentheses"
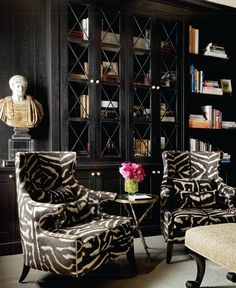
top-left (185, 223), bottom-right (236, 273)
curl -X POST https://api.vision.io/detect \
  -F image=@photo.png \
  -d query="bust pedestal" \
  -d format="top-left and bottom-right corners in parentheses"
top-left (8, 128), bottom-right (35, 161)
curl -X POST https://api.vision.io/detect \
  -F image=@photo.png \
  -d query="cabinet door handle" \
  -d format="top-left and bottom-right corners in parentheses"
top-left (156, 170), bottom-right (161, 174)
top-left (156, 85), bottom-right (160, 90)
top-left (90, 79), bottom-right (94, 83)
top-left (91, 172), bottom-right (95, 176)
top-left (95, 80), bottom-right (100, 84)
top-left (152, 170), bottom-right (156, 174)
top-left (96, 172), bottom-right (101, 176)
top-left (9, 174), bottom-right (13, 179)
top-left (151, 85), bottom-right (156, 90)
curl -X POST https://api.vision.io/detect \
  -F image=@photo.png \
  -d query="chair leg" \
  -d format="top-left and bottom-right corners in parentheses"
top-left (126, 245), bottom-right (138, 273)
top-left (185, 249), bottom-right (206, 288)
top-left (19, 264), bottom-right (30, 283)
top-left (226, 272), bottom-right (236, 283)
top-left (166, 241), bottom-right (173, 263)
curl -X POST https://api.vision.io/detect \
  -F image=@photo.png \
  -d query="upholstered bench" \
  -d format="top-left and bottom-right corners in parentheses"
top-left (185, 223), bottom-right (236, 288)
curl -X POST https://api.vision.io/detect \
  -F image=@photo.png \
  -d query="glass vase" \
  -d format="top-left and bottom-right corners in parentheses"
top-left (124, 178), bottom-right (138, 200)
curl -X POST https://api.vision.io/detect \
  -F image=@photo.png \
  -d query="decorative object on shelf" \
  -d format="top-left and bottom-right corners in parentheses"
top-left (0, 75), bottom-right (44, 160)
top-left (119, 162), bottom-right (145, 200)
top-left (220, 79), bottom-right (232, 94)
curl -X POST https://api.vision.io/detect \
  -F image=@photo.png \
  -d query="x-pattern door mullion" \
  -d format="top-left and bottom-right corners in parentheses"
top-left (70, 122), bottom-right (89, 153)
top-left (68, 43), bottom-right (88, 75)
top-left (135, 89), bottom-right (151, 121)
top-left (101, 9), bottom-right (120, 45)
top-left (134, 53), bottom-right (150, 83)
top-left (161, 22), bottom-right (177, 53)
top-left (134, 124), bottom-right (151, 155)
top-left (101, 123), bottom-right (120, 156)
top-left (68, 3), bottom-right (89, 38)
top-left (133, 16), bottom-right (151, 48)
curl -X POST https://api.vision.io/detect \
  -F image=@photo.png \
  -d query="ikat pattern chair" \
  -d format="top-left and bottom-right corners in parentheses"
top-left (15, 151), bottom-right (136, 282)
top-left (160, 150), bottom-right (236, 263)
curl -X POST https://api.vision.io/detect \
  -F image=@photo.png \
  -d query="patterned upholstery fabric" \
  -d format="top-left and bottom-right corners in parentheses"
top-left (15, 152), bottom-right (134, 278)
top-left (160, 150), bottom-right (236, 262)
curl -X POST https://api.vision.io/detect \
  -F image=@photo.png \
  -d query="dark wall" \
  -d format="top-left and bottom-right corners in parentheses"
top-left (0, 0), bottom-right (60, 161)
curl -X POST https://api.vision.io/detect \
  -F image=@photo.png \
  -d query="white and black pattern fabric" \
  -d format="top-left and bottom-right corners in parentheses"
top-left (15, 152), bottom-right (135, 281)
top-left (160, 150), bottom-right (236, 263)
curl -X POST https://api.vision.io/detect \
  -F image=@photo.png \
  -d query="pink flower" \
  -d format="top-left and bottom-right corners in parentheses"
top-left (119, 162), bottom-right (145, 182)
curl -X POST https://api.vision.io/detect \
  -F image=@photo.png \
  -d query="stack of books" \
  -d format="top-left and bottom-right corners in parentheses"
top-left (189, 25), bottom-right (199, 54)
top-left (202, 80), bottom-right (223, 95)
top-left (189, 114), bottom-right (210, 128)
top-left (203, 43), bottom-right (228, 59)
top-left (222, 121), bottom-right (236, 129)
top-left (201, 105), bottom-right (222, 129)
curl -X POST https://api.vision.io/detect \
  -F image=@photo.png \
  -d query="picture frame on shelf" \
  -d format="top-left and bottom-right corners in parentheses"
top-left (220, 79), bottom-right (232, 94)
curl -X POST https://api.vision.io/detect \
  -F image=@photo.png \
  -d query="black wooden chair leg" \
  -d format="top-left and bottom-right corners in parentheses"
top-left (19, 264), bottom-right (30, 283)
top-left (185, 249), bottom-right (206, 288)
top-left (166, 241), bottom-right (173, 263)
top-left (126, 245), bottom-right (138, 273)
top-left (226, 272), bottom-right (236, 283)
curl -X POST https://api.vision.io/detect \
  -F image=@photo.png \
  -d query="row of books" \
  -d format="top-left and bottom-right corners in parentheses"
top-left (189, 138), bottom-right (231, 161)
top-left (80, 95), bottom-right (89, 118)
top-left (189, 25), bottom-right (199, 54)
top-left (190, 65), bottom-right (223, 95)
top-left (189, 138), bottom-right (212, 152)
top-left (203, 43), bottom-right (228, 59)
top-left (189, 105), bottom-right (222, 129)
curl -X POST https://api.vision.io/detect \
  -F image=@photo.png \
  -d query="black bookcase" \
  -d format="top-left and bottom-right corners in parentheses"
top-left (59, 0), bottom-right (183, 235)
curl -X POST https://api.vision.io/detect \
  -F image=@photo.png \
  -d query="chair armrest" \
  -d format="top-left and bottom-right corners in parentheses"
top-left (19, 187), bottom-right (67, 222)
top-left (218, 182), bottom-right (236, 209)
top-left (75, 184), bottom-right (117, 202)
top-left (160, 186), bottom-right (175, 212)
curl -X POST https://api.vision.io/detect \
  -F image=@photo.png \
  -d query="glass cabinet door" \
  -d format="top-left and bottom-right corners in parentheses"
top-left (159, 19), bottom-right (180, 153)
top-left (98, 6), bottom-right (124, 161)
top-left (130, 14), bottom-right (159, 161)
top-left (67, 2), bottom-right (92, 158)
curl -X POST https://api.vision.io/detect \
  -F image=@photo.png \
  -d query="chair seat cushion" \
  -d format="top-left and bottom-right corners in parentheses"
top-left (164, 208), bottom-right (236, 242)
top-left (54, 216), bottom-right (133, 253)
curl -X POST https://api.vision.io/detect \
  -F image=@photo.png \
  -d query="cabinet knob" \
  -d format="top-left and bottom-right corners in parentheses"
top-left (9, 174), bottom-right (13, 179)
top-left (156, 170), bottom-right (161, 174)
top-left (95, 80), bottom-right (100, 84)
top-left (91, 172), bottom-right (95, 176)
top-left (151, 85), bottom-right (156, 89)
top-left (152, 170), bottom-right (156, 174)
top-left (90, 79), bottom-right (94, 83)
top-left (96, 172), bottom-right (101, 176)
top-left (156, 86), bottom-right (160, 90)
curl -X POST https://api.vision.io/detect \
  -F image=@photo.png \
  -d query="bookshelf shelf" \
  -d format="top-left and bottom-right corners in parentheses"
top-left (187, 16), bottom-right (236, 157)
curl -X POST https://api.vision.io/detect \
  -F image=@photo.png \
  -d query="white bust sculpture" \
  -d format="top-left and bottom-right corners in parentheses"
top-left (0, 75), bottom-right (44, 128)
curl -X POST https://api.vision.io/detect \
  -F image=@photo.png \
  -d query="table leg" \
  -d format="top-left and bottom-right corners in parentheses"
top-left (123, 200), bottom-right (157, 260)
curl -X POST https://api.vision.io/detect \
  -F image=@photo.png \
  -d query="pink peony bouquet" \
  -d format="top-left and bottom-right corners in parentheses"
top-left (119, 162), bottom-right (145, 182)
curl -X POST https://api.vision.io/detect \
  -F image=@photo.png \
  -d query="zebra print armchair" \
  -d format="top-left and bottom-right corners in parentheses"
top-left (160, 150), bottom-right (236, 263)
top-left (15, 151), bottom-right (136, 282)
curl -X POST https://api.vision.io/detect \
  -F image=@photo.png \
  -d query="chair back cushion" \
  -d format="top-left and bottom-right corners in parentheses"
top-left (16, 151), bottom-right (77, 203)
top-left (160, 151), bottom-right (221, 211)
